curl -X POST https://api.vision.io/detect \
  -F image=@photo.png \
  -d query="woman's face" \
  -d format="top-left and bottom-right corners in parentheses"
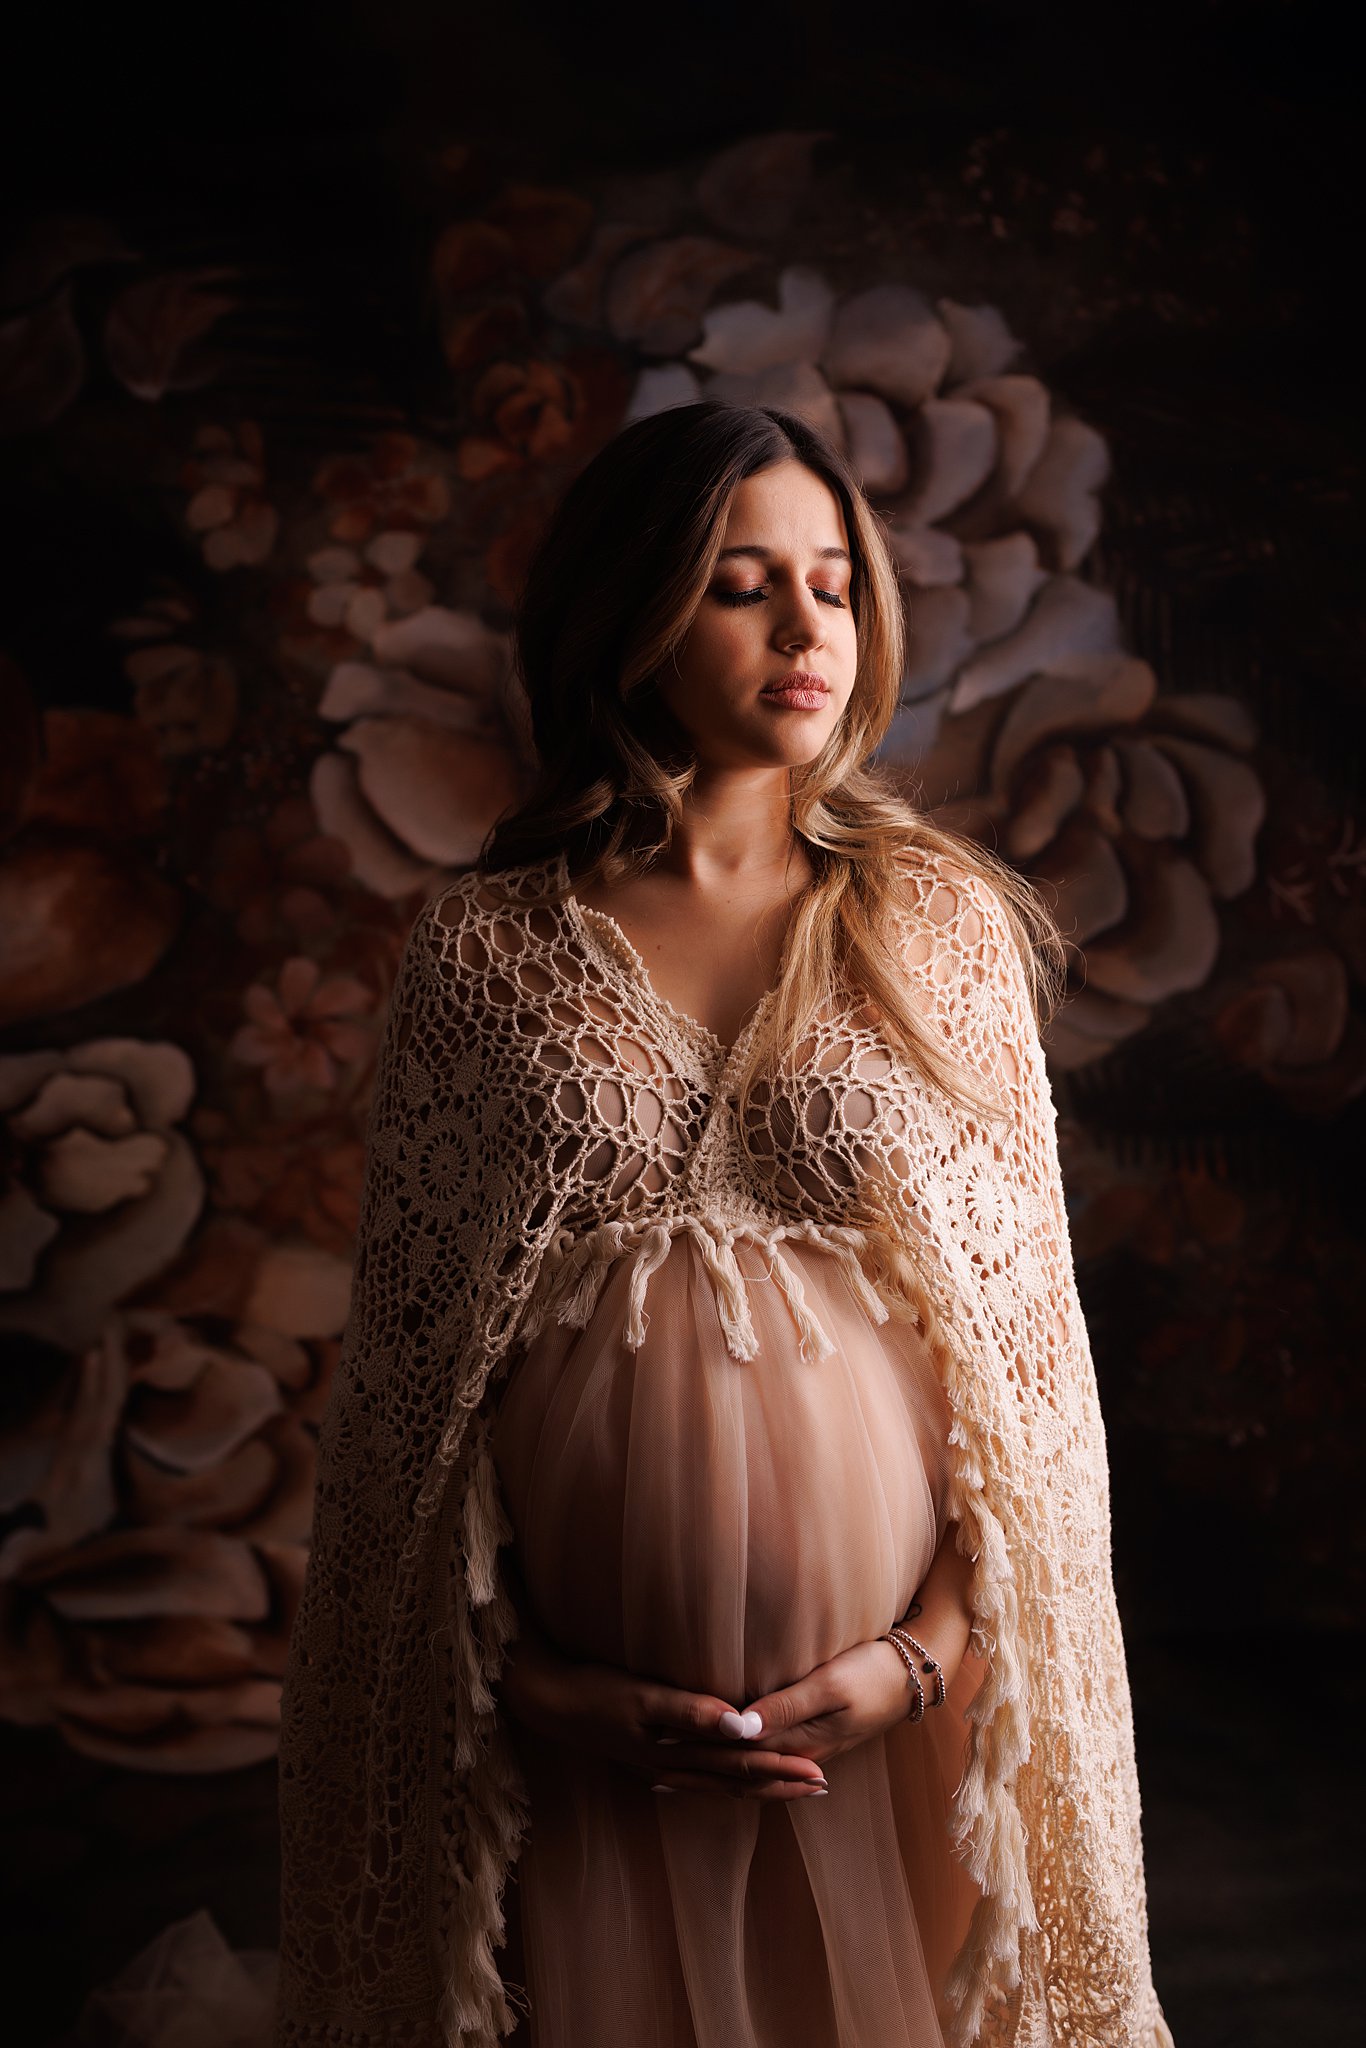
top-left (657, 458), bottom-right (859, 772)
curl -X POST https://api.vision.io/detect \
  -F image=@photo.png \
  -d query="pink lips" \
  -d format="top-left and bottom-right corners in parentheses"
top-left (760, 669), bottom-right (829, 710)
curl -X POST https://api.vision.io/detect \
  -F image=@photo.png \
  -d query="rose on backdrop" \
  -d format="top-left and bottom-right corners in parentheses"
top-left (0, 706), bottom-right (183, 1029)
top-left (0, 1039), bottom-right (204, 1355)
top-left (309, 604), bottom-right (532, 898)
top-left (0, 1300), bottom-right (343, 1771)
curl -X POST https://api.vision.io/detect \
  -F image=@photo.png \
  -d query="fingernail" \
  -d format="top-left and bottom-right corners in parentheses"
top-left (655, 1735), bottom-right (681, 1745)
top-left (651, 1782), bottom-right (675, 1793)
top-left (718, 1708), bottom-right (765, 1739)
top-left (805, 1785), bottom-right (829, 1796)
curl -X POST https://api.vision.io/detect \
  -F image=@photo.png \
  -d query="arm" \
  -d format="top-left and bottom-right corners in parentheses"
top-left (886, 1515), bottom-right (976, 1701)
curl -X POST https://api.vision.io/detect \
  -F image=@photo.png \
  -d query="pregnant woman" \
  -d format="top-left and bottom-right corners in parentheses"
top-left (274, 401), bottom-right (1174, 2047)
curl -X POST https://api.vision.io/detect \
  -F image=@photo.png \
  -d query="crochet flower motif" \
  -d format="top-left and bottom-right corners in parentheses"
top-left (416, 1123), bottom-right (477, 1207)
top-left (961, 1149), bottom-right (1019, 1253)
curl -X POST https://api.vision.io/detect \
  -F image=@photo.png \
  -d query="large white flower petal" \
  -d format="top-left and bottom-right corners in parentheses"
top-left (958, 375), bottom-right (1052, 498)
top-left (991, 654), bottom-right (1158, 789)
top-left (705, 360), bottom-right (846, 448)
top-left (838, 392), bottom-right (908, 495)
top-left (65, 1040), bottom-right (196, 1130)
top-left (950, 576), bottom-right (1124, 713)
top-left (904, 398), bottom-right (998, 526)
top-left (687, 265), bottom-right (834, 373)
top-left (338, 717), bottom-right (522, 868)
top-left (903, 586), bottom-right (976, 697)
top-left (0, 1135), bottom-right (204, 1353)
top-left (1014, 416), bottom-right (1111, 569)
top-left (961, 534), bottom-right (1048, 642)
top-left (625, 362), bottom-right (704, 422)
top-left (38, 1128), bottom-right (168, 1215)
top-left (317, 661), bottom-right (488, 734)
top-left (886, 522), bottom-right (964, 588)
top-left (937, 299), bottom-right (1023, 384)
top-left (1082, 851), bottom-right (1222, 1002)
top-left (309, 752), bottom-right (435, 900)
top-left (9, 1072), bottom-right (136, 1142)
top-left (820, 285), bottom-right (951, 408)
top-left (369, 606), bottom-right (509, 699)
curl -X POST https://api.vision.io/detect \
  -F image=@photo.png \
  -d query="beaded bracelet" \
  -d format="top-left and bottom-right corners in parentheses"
top-left (880, 1622), bottom-right (946, 1720)
top-left (880, 1629), bottom-right (926, 1720)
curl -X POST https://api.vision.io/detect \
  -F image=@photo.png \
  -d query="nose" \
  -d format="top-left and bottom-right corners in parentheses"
top-left (773, 583), bottom-right (828, 652)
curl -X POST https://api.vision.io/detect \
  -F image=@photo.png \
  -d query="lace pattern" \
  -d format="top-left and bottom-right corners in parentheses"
top-left (272, 846), bottom-right (1174, 2048)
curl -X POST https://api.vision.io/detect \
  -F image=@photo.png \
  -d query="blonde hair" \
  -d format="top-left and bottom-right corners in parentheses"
top-left (480, 400), bottom-right (1068, 1132)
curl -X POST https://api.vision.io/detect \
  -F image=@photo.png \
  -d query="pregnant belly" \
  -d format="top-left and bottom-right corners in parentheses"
top-left (491, 1232), bottom-right (953, 1704)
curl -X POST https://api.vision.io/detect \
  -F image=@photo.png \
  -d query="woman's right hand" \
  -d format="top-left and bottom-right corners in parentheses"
top-left (499, 1625), bottom-right (829, 1802)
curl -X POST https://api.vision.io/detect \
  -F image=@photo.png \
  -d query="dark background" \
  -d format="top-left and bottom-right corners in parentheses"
top-left (3, 4), bottom-right (1362, 2043)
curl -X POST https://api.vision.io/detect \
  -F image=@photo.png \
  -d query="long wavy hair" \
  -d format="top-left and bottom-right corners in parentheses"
top-left (479, 399), bottom-right (1067, 1133)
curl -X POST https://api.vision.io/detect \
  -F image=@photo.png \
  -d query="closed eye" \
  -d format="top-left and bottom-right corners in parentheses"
top-left (716, 587), bottom-right (847, 608)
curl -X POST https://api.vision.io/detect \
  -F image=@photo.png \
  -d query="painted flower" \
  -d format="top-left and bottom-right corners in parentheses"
top-left (229, 959), bottom-right (376, 1100)
top-left (197, 795), bottom-right (354, 950)
top-left (312, 431), bottom-right (450, 545)
top-left (0, 705), bottom-right (182, 1028)
top-left (111, 588), bottom-right (238, 753)
top-left (456, 357), bottom-right (600, 480)
top-left (181, 420), bottom-right (278, 570)
top-left (197, 1129), bottom-right (367, 1256)
top-left (0, 1293), bottom-right (345, 1771)
top-left (310, 604), bottom-right (531, 898)
top-left (103, 266), bottom-right (238, 401)
top-left (0, 1040), bottom-right (204, 1354)
top-left (305, 530), bottom-right (435, 645)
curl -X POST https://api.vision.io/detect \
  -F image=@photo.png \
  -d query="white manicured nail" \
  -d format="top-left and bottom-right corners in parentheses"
top-left (651, 1782), bottom-right (675, 1793)
top-left (720, 1707), bottom-right (764, 1739)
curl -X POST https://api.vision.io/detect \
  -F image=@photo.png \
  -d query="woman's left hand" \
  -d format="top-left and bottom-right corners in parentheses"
top-left (649, 1523), bottom-right (975, 1793)
top-left (737, 1637), bottom-right (916, 1766)
top-left (650, 1637), bottom-right (913, 1791)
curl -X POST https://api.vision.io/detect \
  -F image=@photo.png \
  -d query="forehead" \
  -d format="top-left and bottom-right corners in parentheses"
top-left (720, 460), bottom-right (850, 550)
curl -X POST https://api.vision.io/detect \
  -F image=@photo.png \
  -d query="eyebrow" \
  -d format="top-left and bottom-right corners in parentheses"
top-left (716, 544), bottom-right (852, 565)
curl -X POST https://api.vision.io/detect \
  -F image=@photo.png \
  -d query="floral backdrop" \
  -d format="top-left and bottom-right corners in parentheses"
top-left (1, 60), bottom-right (1361, 2043)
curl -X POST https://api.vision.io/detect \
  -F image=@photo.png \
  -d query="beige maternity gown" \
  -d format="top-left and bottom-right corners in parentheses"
top-left (490, 1222), bottom-right (988, 2048)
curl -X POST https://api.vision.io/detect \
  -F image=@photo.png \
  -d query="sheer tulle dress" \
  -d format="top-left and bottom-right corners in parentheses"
top-left (489, 1226), bottom-right (987, 2048)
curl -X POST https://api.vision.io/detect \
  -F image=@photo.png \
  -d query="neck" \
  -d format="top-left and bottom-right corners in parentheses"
top-left (658, 765), bottom-right (811, 891)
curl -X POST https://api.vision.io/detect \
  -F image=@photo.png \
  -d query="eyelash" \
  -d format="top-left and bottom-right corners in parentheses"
top-left (715, 586), bottom-right (847, 609)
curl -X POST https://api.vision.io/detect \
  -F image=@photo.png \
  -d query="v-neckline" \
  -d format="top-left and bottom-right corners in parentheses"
top-left (555, 851), bottom-right (778, 1069)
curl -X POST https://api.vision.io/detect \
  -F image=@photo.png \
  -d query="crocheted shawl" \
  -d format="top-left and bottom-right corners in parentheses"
top-left (273, 846), bottom-right (1175, 2048)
